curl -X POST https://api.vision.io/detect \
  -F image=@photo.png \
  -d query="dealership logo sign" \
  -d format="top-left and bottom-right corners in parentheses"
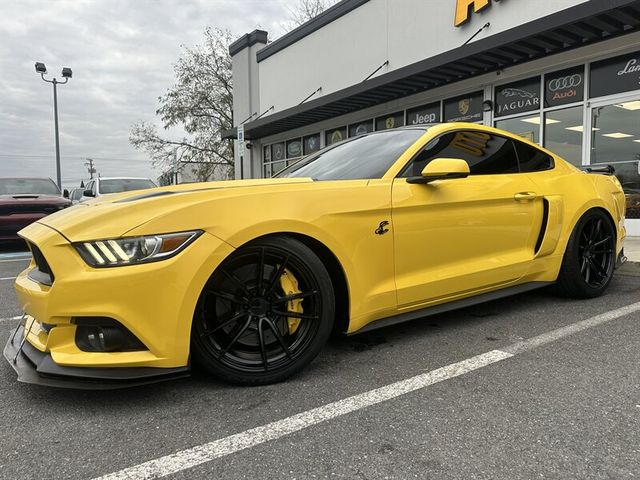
top-left (455, 0), bottom-right (498, 27)
top-left (548, 74), bottom-right (582, 101)
top-left (548, 75), bottom-right (582, 91)
top-left (497, 88), bottom-right (539, 115)
top-left (617, 58), bottom-right (640, 85)
top-left (502, 88), bottom-right (536, 98)
top-left (458, 99), bottom-right (471, 115)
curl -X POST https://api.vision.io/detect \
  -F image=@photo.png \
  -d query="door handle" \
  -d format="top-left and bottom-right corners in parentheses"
top-left (514, 192), bottom-right (538, 202)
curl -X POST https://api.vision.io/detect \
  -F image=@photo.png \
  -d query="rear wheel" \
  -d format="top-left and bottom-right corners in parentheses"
top-left (555, 209), bottom-right (616, 298)
top-left (191, 236), bottom-right (334, 385)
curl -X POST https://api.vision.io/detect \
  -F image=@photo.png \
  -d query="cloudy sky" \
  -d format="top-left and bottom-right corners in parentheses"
top-left (0, 0), bottom-right (293, 188)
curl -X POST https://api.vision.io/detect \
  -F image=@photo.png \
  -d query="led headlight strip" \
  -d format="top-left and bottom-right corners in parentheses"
top-left (74, 231), bottom-right (202, 267)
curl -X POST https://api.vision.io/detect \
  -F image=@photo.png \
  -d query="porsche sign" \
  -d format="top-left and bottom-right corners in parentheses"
top-left (455, 0), bottom-right (498, 27)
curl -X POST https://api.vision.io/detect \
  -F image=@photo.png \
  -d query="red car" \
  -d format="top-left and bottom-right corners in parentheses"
top-left (0, 178), bottom-right (71, 242)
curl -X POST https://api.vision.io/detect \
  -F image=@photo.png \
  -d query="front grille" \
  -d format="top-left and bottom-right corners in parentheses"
top-left (28, 243), bottom-right (54, 286)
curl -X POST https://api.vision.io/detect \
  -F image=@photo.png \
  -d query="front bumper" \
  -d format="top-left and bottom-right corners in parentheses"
top-left (4, 322), bottom-right (189, 389)
top-left (6, 221), bottom-right (235, 388)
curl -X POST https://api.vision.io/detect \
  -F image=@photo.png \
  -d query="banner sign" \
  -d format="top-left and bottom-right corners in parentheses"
top-left (495, 77), bottom-right (541, 117)
top-left (303, 134), bottom-right (321, 154)
top-left (406, 103), bottom-right (441, 125)
top-left (349, 120), bottom-right (374, 137)
top-left (443, 91), bottom-right (483, 122)
top-left (376, 112), bottom-right (405, 130)
top-left (272, 142), bottom-right (285, 161)
top-left (545, 67), bottom-right (584, 107)
top-left (325, 127), bottom-right (347, 146)
top-left (590, 51), bottom-right (640, 98)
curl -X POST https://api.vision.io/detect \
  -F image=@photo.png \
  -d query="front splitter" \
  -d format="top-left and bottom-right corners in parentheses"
top-left (3, 324), bottom-right (190, 390)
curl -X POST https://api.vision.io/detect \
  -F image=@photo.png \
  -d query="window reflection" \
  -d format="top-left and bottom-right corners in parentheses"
top-left (545, 106), bottom-right (583, 166)
top-left (590, 101), bottom-right (640, 217)
top-left (495, 115), bottom-right (540, 144)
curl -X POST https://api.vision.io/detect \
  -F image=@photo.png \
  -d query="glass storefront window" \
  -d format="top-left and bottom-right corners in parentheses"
top-left (590, 101), bottom-right (640, 218)
top-left (495, 114), bottom-right (540, 144)
top-left (544, 106), bottom-right (583, 166)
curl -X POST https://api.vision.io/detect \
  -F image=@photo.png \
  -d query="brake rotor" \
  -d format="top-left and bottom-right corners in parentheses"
top-left (279, 268), bottom-right (303, 334)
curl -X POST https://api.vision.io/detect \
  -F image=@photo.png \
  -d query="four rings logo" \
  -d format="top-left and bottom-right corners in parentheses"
top-left (548, 74), bottom-right (582, 91)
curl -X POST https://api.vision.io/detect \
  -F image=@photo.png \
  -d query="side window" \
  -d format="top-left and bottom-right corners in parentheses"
top-left (84, 182), bottom-right (93, 194)
top-left (401, 131), bottom-right (519, 177)
top-left (514, 141), bottom-right (554, 172)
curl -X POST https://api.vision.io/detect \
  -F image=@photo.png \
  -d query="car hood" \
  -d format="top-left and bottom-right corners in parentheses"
top-left (0, 194), bottom-right (69, 205)
top-left (33, 177), bottom-right (313, 242)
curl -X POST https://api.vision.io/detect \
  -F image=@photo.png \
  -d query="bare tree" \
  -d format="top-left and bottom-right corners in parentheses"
top-left (285, 0), bottom-right (340, 30)
top-left (130, 27), bottom-right (234, 182)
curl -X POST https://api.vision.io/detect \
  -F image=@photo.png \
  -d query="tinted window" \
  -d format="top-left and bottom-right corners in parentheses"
top-left (401, 131), bottom-right (518, 177)
top-left (99, 179), bottom-right (155, 194)
top-left (277, 129), bottom-right (425, 181)
top-left (514, 141), bottom-right (554, 172)
top-left (0, 178), bottom-right (60, 195)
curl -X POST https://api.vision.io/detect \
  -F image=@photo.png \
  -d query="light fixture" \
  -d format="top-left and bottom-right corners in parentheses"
top-left (61, 67), bottom-right (73, 78)
top-left (521, 117), bottom-right (560, 125)
top-left (565, 126), bottom-right (601, 133)
top-left (602, 132), bottom-right (634, 139)
top-left (34, 62), bottom-right (47, 74)
top-left (615, 101), bottom-right (640, 111)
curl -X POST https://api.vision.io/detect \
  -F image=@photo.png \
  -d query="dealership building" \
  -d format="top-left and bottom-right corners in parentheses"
top-left (227, 0), bottom-right (640, 235)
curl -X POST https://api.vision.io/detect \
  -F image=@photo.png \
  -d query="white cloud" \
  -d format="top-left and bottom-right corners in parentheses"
top-left (0, 0), bottom-right (290, 188)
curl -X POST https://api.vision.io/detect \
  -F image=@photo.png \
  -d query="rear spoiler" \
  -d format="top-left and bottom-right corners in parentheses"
top-left (582, 165), bottom-right (616, 175)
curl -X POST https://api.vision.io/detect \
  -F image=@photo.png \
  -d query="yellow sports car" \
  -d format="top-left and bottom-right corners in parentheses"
top-left (4, 123), bottom-right (627, 388)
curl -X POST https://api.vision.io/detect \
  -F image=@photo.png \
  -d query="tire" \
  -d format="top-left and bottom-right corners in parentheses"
top-left (191, 236), bottom-right (335, 385)
top-left (555, 209), bottom-right (616, 299)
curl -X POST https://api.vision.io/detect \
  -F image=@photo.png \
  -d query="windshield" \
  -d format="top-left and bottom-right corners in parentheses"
top-left (99, 179), bottom-right (156, 194)
top-left (276, 129), bottom-right (426, 180)
top-left (0, 178), bottom-right (60, 195)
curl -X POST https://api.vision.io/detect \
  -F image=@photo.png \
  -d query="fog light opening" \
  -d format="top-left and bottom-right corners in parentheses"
top-left (73, 318), bottom-right (147, 352)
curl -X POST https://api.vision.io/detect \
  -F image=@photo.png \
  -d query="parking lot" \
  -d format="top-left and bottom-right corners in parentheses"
top-left (1, 252), bottom-right (639, 480)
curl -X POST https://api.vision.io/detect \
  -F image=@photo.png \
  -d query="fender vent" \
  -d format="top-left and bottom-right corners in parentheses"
top-left (534, 199), bottom-right (550, 255)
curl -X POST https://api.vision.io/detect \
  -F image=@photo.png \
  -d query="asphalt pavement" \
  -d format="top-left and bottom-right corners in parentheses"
top-left (0, 251), bottom-right (639, 480)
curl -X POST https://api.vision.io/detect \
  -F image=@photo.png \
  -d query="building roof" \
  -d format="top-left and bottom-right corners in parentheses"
top-left (225, 0), bottom-right (640, 141)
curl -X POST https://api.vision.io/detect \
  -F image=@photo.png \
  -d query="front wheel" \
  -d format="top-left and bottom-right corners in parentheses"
top-left (191, 236), bottom-right (335, 385)
top-left (555, 209), bottom-right (616, 298)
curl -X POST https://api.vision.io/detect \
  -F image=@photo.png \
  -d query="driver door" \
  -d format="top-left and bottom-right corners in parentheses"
top-left (392, 130), bottom-right (544, 307)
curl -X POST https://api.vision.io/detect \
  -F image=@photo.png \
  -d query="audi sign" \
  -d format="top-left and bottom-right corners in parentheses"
top-left (545, 67), bottom-right (585, 107)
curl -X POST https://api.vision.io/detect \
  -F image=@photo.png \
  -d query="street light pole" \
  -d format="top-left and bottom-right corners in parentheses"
top-left (52, 79), bottom-right (62, 189)
top-left (35, 62), bottom-right (72, 190)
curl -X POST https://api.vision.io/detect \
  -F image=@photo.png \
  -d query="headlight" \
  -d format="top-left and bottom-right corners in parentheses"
top-left (74, 231), bottom-right (202, 267)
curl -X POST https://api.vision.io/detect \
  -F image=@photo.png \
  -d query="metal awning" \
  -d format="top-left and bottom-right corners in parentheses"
top-left (226, 0), bottom-right (640, 140)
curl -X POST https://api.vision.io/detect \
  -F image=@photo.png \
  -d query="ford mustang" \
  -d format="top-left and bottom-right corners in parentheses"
top-left (3, 123), bottom-right (627, 388)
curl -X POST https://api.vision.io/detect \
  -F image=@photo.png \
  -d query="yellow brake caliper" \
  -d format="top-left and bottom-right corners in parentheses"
top-left (279, 268), bottom-right (303, 334)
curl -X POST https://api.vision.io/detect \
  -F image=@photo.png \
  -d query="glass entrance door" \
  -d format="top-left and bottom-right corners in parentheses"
top-left (588, 95), bottom-right (640, 236)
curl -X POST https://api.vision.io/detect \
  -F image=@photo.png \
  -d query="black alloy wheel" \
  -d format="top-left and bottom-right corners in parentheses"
top-left (556, 209), bottom-right (616, 298)
top-left (191, 236), bottom-right (335, 385)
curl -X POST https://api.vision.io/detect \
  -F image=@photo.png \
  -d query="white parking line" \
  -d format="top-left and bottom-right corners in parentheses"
top-left (94, 351), bottom-right (512, 480)
top-left (0, 315), bottom-right (22, 323)
top-left (0, 277), bottom-right (16, 281)
top-left (94, 300), bottom-right (640, 480)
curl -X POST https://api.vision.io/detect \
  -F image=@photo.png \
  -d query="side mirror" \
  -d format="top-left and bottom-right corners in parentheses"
top-left (63, 189), bottom-right (69, 198)
top-left (83, 189), bottom-right (95, 197)
top-left (407, 158), bottom-right (470, 184)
